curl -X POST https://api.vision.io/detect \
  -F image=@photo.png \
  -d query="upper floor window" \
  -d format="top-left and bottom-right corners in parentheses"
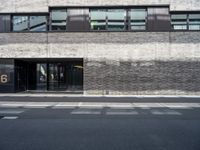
top-left (171, 14), bottom-right (187, 30)
top-left (90, 9), bottom-right (126, 31)
top-left (90, 9), bottom-right (106, 30)
top-left (130, 9), bottom-right (147, 30)
top-left (107, 9), bottom-right (126, 30)
top-left (1, 7), bottom-right (200, 32)
top-left (51, 9), bottom-right (67, 31)
top-left (12, 15), bottom-right (47, 32)
top-left (13, 16), bottom-right (29, 31)
top-left (30, 16), bottom-right (47, 31)
top-left (189, 14), bottom-right (200, 30)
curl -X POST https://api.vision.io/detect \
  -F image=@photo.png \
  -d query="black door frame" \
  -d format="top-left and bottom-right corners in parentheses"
top-left (14, 58), bottom-right (83, 92)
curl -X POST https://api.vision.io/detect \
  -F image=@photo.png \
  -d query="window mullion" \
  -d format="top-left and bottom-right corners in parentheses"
top-left (28, 15), bottom-right (30, 31)
top-left (106, 9), bottom-right (108, 31)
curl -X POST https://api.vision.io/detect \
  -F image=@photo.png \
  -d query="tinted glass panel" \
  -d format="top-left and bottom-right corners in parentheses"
top-left (171, 14), bottom-right (187, 30)
top-left (15, 60), bottom-right (27, 91)
top-left (189, 14), bottom-right (200, 30)
top-left (51, 9), bottom-right (67, 31)
top-left (0, 15), bottom-right (11, 32)
top-left (13, 16), bottom-right (28, 31)
top-left (30, 16), bottom-right (47, 31)
top-left (90, 9), bottom-right (107, 30)
top-left (147, 7), bottom-right (171, 31)
top-left (67, 9), bottom-right (90, 31)
top-left (130, 9), bottom-right (146, 30)
top-left (107, 9), bottom-right (125, 30)
top-left (36, 63), bottom-right (47, 90)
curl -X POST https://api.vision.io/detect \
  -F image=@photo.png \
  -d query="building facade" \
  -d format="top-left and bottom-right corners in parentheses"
top-left (0, 0), bottom-right (200, 95)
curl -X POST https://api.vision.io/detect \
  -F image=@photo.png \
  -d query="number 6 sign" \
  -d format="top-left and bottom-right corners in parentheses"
top-left (0, 75), bottom-right (8, 83)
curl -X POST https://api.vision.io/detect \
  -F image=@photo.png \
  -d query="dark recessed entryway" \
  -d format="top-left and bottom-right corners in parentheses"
top-left (14, 58), bottom-right (83, 93)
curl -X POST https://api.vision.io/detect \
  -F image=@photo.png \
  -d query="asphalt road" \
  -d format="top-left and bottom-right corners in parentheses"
top-left (0, 97), bottom-right (200, 150)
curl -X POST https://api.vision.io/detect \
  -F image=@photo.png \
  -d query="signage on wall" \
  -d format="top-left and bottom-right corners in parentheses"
top-left (0, 74), bottom-right (8, 83)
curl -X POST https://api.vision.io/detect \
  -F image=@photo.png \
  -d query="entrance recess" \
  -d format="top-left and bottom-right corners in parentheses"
top-left (15, 59), bottom-right (83, 92)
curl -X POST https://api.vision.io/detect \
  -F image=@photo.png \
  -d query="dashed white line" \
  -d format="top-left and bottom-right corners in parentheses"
top-left (2, 116), bottom-right (18, 120)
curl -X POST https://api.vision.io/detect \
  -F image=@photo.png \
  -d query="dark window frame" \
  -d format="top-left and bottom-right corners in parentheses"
top-left (1, 6), bottom-right (200, 32)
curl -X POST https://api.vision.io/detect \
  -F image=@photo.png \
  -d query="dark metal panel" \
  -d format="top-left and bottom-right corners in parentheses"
top-left (67, 8), bottom-right (90, 31)
top-left (147, 7), bottom-right (171, 31)
top-left (0, 15), bottom-right (11, 32)
top-left (0, 59), bottom-right (15, 93)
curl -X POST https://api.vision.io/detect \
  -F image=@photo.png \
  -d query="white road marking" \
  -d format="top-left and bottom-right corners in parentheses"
top-left (79, 103), bottom-right (104, 109)
top-left (2, 116), bottom-right (18, 119)
top-left (0, 104), bottom-right (23, 108)
top-left (71, 108), bottom-right (101, 115)
top-left (53, 102), bottom-right (79, 109)
top-left (0, 109), bottom-right (25, 114)
top-left (151, 110), bottom-right (182, 115)
top-left (105, 103), bottom-right (133, 109)
top-left (106, 109), bottom-right (138, 115)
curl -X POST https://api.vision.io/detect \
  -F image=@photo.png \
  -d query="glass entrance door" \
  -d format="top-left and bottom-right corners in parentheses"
top-left (48, 63), bottom-right (67, 91)
top-left (25, 59), bottom-right (83, 92)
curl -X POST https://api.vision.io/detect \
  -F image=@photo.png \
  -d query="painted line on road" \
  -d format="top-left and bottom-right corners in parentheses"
top-left (151, 110), bottom-right (182, 115)
top-left (106, 109), bottom-right (138, 115)
top-left (71, 108), bottom-right (102, 115)
top-left (2, 116), bottom-right (18, 120)
top-left (0, 109), bottom-right (25, 114)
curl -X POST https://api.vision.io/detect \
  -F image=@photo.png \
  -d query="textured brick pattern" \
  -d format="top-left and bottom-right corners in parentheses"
top-left (0, 33), bottom-right (48, 58)
top-left (84, 59), bottom-right (200, 95)
top-left (0, 0), bottom-right (200, 13)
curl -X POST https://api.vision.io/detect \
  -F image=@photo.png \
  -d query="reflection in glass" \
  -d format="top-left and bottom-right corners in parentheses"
top-left (13, 16), bottom-right (28, 31)
top-left (48, 63), bottom-right (66, 90)
top-left (130, 9), bottom-right (146, 30)
top-left (36, 64), bottom-right (47, 90)
top-left (90, 9), bottom-right (106, 30)
top-left (30, 16), bottom-right (47, 31)
top-left (189, 14), bottom-right (200, 30)
top-left (107, 9), bottom-right (125, 30)
top-left (171, 14), bottom-right (187, 30)
top-left (51, 9), bottom-right (67, 31)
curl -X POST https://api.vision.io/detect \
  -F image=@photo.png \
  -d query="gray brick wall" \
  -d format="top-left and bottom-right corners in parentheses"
top-left (84, 59), bottom-right (200, 95)
top-left (0, 32), bottom-right (200, 95)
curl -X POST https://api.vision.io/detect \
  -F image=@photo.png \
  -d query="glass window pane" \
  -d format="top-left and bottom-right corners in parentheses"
top-left (0, 15), bottom-right (11, 32)
top-left (107, 9), bottom-right (126, 31)
top-left (189, 14), bottom-right (200, 30)
top-left (51, 9), bottom-right (67, 31)
top-left (13, 16), bottom-right (28, 31)
top-left (130, 9), bottom-right (146, 30)
top-left (171, 14), bottom-right (187, 30)
top-left (30, 16), bottom-right (47, 31)
top-left (90, 9), bottom-right (106, 30)
top-left (36, 63), bottom-right (47, 90)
